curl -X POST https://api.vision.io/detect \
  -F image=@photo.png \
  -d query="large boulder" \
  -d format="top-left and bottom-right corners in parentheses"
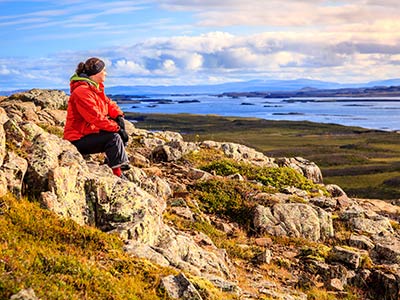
top-left (253, 203), bottom-right (334, 242)
top-left (24, 127), bottom-right (86, 198)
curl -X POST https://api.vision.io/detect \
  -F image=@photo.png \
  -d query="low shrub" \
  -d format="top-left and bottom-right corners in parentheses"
top-left (200, 159), bottom-right (317, 192)
top-left (189, 178), bottom-right (261, 229)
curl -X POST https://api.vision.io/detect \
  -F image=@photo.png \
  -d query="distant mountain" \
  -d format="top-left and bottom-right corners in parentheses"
top-left (106, 78), bottom-right (400, 95)
top-left (2, 78), bottom-right (400, 96)
top-left (105, 79), bottom-right (361, 95)
top-left (366, 78), bottom-right (400, 87)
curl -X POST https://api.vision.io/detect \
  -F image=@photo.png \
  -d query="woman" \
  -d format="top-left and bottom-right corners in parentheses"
top-left (64, 57), bottom-right (129, 178)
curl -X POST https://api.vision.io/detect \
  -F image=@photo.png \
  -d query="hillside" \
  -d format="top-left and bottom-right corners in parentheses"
top-left (1, 89), bottom-right (400, 300)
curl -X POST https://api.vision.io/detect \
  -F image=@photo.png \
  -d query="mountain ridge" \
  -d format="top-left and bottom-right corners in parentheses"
top-left (105, 78), bottom-right (400, 95)
top-left (2, 78), bottom-right (400, 96)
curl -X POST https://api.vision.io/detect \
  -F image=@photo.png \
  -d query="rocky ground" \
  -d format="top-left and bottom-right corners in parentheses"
top-left (1, 89), bottom-right (400, 300)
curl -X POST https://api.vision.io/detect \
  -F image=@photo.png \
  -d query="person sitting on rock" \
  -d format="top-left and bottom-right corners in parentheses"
top-left (63, 57), bottom-right (130, 178)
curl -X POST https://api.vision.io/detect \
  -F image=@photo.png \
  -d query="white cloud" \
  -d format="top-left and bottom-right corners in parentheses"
top-left (161, 59), bottom-right (177, 73)
top-left (111, 59), bottom-right (149, 75)
top-left (0, 65), bottom-right (11, 75)
top-left (184, 53), bottom-right (203, 70)
top-left (2, 0), bottom-right (400, 89)
top-left (1, 26), bottom-right (398, 90)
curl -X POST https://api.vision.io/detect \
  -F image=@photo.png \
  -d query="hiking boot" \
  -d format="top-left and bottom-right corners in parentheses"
top-left (121, 163), bottom-right (131, 171)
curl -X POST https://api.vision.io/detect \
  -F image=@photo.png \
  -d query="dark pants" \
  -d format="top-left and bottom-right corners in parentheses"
top-left (72, 131), bottom-right (128, 168)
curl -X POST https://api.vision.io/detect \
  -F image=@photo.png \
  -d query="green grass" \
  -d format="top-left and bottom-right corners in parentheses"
top-left (127, 112), bottom-right (400, 200)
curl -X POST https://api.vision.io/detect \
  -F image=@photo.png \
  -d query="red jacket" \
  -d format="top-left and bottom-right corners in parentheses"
top-left (64, 75), bottom-right (123, 141)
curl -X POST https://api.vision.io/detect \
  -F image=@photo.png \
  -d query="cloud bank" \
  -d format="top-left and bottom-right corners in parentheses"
top-left (1, 0), bottom-right (400, 90)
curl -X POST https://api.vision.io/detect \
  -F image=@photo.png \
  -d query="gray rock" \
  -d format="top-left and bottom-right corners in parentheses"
top-left (1, 152), bottom-right (28, 198)
top-left (253, 203), bottom-right (334, 242)
top-left (188, 168), bottom-right (213, 181)
top-left (10, 288), bottom-right (38, 300)
top-left (349, 234), bottom-right (375, 250)
top-left (7, 88), bottom-right (68, 110)
top-left (277, 157), bottom-right (323, 184)
top-left (154, 227), bottom-right (232, 279)
top-left (310, 196), bottom-right (337, 210)
top-left (3, 118), bottom-right (25, 151)
top-left (329, 278), bottom-right (344, 291)
top-left (325, 184), bottom-right (348, 198)
top-left (329, 246), bottom-right (361, 269)
top-left (201, 140), bottom-right (278, 168)
top-left (207, 276), bottom-right (241, 293)
top-left (151, 140), bottom-right (199, 162)
top-left (161, 273), bottom-right (203, 300)
top-left (124, 242), bottom-right (170, 267)
top-left (372, 234), bottom-right (400, 264)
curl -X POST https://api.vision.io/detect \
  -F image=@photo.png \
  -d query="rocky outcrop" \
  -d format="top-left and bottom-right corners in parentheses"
top-left (2, 89), bottom-right (400, 300)
top-left (0, 89), bottom-right (234, 293)
top-left (201, 140), bottom-right (323, 183)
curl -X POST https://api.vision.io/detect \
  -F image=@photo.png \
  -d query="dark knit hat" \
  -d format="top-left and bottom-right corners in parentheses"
top-left (84, 58), bottom-right (105, 76)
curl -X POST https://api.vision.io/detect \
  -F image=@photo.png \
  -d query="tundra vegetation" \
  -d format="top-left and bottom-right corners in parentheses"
top-left (126, 112), bottom-right (400, 200)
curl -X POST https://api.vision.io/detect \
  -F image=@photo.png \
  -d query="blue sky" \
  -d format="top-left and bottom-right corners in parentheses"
top-left (1, 0), bottom-right (400, 91)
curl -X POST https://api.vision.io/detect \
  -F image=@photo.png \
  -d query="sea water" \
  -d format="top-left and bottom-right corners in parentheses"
top-left (117, 94), bottom-right (400, 131)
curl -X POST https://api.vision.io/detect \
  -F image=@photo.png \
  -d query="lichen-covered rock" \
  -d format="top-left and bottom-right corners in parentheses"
top-left (37, 108), bottom-right (67, 126)
top-left (151, 140), bottom-right (199, 162)
top-left (349, 234), bottom-right (375, 250)
top-left (125, 166), bottom-right (172, 199)
top-left (341, 204), bottom-right (393, 235)
top-left (201, 140), bottom-right (278, 168)
top-left (3, 118), bottom-right (26, 149)
top-left (10, 288), bottom-right (39, 300)
top-left (329, 246), bottom-right (362, 269)
top-left (7, 88), bottom-right (68, 110)
top-left (25, 130), bottom-right (85, 197)
top-left (253, 203), bottom-right (334, 242)
top-left (161, 273), bottom-right (203, 300)
top-left (276, 157), bottom-right (323, 184)
top-left (150, 226), bottom-right (233, 280)
top-left (372, 234), bottom-right (400, 264)
top-left (1, 151), bottom-right (28, 198)
top-left (41, 164), bottom-right (89, 225)
top-left (0, 170), bottom-right (7, 197)
top-left (87, 169), bottom-right (165, 245)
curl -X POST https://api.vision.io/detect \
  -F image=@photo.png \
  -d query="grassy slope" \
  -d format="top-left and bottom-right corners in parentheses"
top-left (0, 194), bottom-right (235, 300)
top-left (126, 112), bottom-right (400, 200)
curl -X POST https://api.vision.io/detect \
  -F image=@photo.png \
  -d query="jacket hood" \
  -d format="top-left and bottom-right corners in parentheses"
top-left (70, 73), bottom-right (100, 93)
